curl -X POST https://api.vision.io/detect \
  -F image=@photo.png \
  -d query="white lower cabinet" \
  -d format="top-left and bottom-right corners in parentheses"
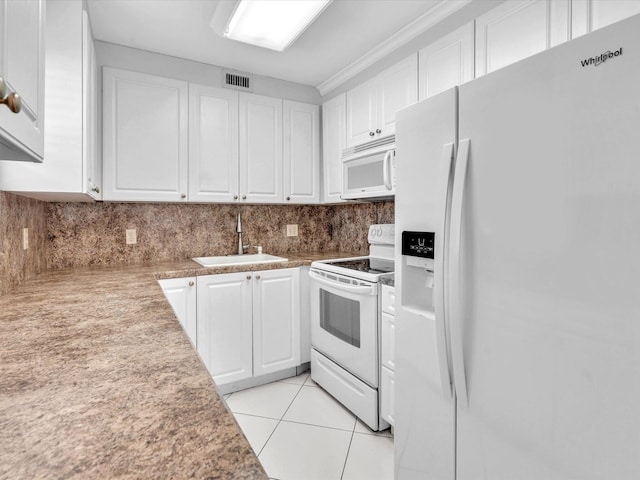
top-left (380, 285), bottom-right (396, 427)
top-left (252, 268), bottom-right (300, 375)
top-left (197, 272), bottom-right (254, 385)
top-left (158, 277), bottom-right (197, 346)
top-left (197, 268), bottom-right (300, 386)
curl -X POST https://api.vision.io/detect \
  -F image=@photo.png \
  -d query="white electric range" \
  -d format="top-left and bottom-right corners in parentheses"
top-left (309, 224), bottom-right (395, 431)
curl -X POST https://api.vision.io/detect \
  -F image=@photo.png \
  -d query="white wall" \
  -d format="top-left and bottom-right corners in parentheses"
top-left (95, 41), bottom-right (322, 105)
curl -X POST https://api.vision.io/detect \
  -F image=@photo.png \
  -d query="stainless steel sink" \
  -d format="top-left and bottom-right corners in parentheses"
top-left (192, 253), bottom-right (288, 268)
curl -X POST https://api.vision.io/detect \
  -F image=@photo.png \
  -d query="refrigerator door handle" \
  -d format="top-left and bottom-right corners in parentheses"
top-left (435, 142), bottom-right (455, 399)
top-left (449, 138), bottom-right (470, 407)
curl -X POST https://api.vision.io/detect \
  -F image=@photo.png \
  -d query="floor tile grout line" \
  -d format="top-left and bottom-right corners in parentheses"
top-left (339, 421), bottom-right (357, 480)
top-left (273, 417), bottom-right (357, 433)
top-left (256, 381), bottom-right (305, 458)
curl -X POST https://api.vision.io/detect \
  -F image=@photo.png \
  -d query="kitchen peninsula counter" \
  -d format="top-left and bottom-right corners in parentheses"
top-left (0, 251), bottom-right (356, 479)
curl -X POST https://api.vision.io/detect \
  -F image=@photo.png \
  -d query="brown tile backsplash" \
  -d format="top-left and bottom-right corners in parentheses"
top-left (0, 192), bottom-right (48, 295)
top-left (0, 192), bottom-right (394, 292)
top-left (47, 201), bottom-right (394, 269)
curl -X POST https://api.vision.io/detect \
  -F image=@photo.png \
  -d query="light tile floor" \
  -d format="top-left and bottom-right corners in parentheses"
top-left (224, 372), bottom-right (394, 480)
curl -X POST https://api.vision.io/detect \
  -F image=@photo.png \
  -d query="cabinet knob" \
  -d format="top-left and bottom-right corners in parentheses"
top-left (91, 185), bottom-right (100, 194)
top-left (0, 77), bottom-right (20, 114)
top-left (376, 128), bottom-right (381, 134)
top-left (180, 193), bottom-right (186, 199)
top-left (256, 275), bottom-right (261, 280)
top-left (246, 275), bottom-right (252, 280)
top-left (188, 281), bottom-right (194, 287)
top-left (286, 196), bottom-right (291, 201)
top-left (233, 195), bottom-right (238, 200)
top-left (242, 195), bottom-right (247, 200)
top-left (369, 131), bottom-right (375, 137)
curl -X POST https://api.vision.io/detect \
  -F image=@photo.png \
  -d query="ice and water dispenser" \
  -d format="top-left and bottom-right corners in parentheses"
top-left (401, 231), bottom-right (435, 313)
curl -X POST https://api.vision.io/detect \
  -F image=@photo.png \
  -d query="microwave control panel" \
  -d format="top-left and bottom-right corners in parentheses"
top-left (402, 231), bottom-right (435, 258)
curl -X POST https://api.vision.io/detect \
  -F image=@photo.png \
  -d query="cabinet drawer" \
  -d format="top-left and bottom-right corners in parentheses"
top-left (381, 285), bottom-right (395, 315)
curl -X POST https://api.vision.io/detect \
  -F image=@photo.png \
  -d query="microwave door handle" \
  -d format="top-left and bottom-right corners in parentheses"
top-left (383, 150), bottom-right (393, 190)
top-left (308, 270), bottom-right (375, 295)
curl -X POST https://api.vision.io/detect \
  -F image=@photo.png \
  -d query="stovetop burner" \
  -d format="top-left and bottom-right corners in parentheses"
top-left (323, 257), bottom-right (394, 275)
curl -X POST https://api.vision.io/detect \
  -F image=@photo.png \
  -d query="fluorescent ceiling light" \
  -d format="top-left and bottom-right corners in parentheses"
top-left (224, 0), bottom-right (332, 51)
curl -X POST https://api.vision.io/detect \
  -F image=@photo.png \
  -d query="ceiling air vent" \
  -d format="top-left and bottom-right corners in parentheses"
top-left (223, 70), bottom-right (253, 92)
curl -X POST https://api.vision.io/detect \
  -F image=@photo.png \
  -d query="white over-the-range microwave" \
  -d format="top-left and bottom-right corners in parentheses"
top-left (341, 135), bottom-right (395, 200)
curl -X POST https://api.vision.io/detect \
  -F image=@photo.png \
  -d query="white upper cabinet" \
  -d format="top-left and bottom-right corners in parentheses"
top-left (571, 0), bottom-right (640, 38)
top-left (346, 54), bottom-right (417, 147)
top-left (0, 0), bottom-right (45, 162)
top-left (346, 78), bottom-right (378, 147)
top-left (102, 68), bottom-right (188, 202)
top-left (0, 4), bottom-right (100, 200)
top-left (239, 92), bottom-right (283, 203)
top-left (378, 54), bottom-right (418, 136)
top-left (283, 100), bottom-right (320, 204)
top-left (419, 22), bottom-right (475, 100)
top-left (321, 93), bottom-right (346, 203)
top-left (475, 0), bottom-right (570, 77)
top-left (188, 83), bottom-right (239, 202)
top-left (83, 12), bottom-right (100, 199)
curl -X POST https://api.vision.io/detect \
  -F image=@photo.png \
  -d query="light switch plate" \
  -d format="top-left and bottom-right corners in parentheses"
top-left (126, 229), bottom-right (137, 245)
top-left (22, 228), bottom-right (29, 250)
top-left (286, 224), bottom-right (298, 237)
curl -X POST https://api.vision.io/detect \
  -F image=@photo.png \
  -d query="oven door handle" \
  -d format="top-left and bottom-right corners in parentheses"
top-left (309, 270), bottom-right (376, 295)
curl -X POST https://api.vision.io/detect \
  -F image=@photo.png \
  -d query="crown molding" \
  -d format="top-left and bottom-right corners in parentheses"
top-left (316, 0), bottom-right (473, 96)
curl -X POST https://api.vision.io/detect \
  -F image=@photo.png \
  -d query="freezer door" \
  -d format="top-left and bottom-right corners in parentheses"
top-left (394, 88), bottom-right (457, 480)
top-left (456, 14), bottom-right (640, 480)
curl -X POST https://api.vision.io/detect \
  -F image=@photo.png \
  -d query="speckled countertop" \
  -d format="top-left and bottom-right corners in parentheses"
top-left (0, 251), bottom-right (356, 479)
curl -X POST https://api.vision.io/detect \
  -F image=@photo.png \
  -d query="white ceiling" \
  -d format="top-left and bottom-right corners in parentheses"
top-left (87, 0), bottom-right (470, 94)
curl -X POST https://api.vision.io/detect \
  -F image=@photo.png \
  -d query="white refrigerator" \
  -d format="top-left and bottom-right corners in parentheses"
top-left (394, 13), bottom-right (640, 480)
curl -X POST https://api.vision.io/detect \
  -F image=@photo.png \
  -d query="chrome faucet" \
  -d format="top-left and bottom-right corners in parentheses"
top-left (236, 211), bottom-right (250, 255)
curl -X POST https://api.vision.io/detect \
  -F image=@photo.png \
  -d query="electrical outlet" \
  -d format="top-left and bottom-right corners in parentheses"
top-left (22, 228), bottom-right (29, 250)
top-left (125, 229), bottom-right (137, 245)
top-left (286, 224), bottom-right (298, 237)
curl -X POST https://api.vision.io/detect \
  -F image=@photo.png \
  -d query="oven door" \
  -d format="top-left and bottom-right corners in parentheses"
top-left (309, 268), bottom-right (379, 387)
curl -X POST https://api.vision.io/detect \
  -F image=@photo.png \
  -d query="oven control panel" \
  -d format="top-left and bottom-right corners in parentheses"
top-left (402, 231), bottom-right (435, 259)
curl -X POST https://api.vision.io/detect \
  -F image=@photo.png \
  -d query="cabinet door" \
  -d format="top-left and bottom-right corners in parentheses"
top-left (158, 277), bottom-right (197, 346)
top-left (197, 273), bottom-right (253, 385)
top-left (380, 366), bottom-right (395, 427)
top-left (419, 22), bottom-right (475, 100)
top-left (83, 11), bottom-right (101, 199)
top-left (377, 54), bottom-right (418, 137)
top-left (475, 0), bottom-right (570, 77)
top-left (239, 92), bottom-right (283, 203)
top-left (188, 84), bottom-right (239, 202)
top-left (346, 78), bottom-right (377, 147)
top-left (321, 93), bottom-right (346, 204)
top-left (0, 0), bottom-right (45, 162)
top-left (0, 0), bottom-right (90, 196)
top-left (381, 312), bottom-right (395, 371)
top-left (571, 0), bottom-right (640, 38)
top-left (102, 67), bottom-right (188, 201)
top-left (253, 268), bottom-right (300, 377)
top-left (283, 100), bottom-right (320, 204)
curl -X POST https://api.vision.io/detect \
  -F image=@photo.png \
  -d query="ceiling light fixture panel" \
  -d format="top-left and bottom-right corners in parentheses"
top-left (224, 0), bottom-right (333, 52)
